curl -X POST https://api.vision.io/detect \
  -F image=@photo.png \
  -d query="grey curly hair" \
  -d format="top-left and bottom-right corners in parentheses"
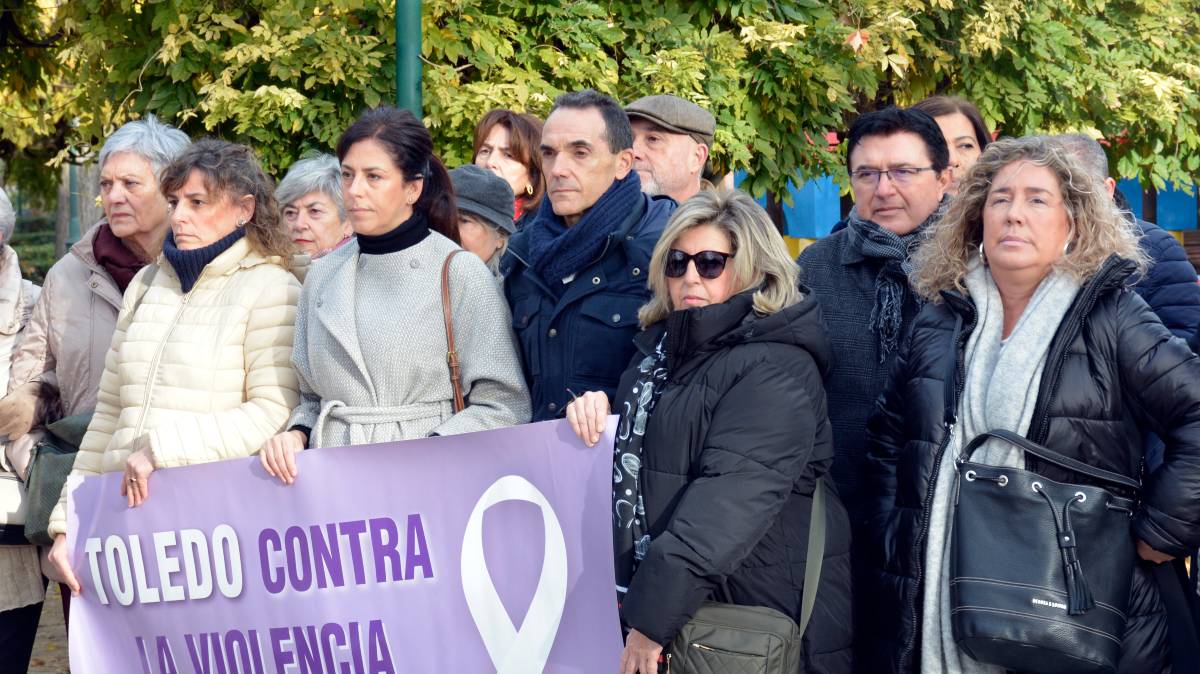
top-left (910, 136), bottom-right (1147, 301)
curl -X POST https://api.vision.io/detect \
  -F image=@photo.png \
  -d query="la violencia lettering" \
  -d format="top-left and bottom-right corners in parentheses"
top-left (84, 515), bottom-right (433, 607)
top-left (134, 619), bottom-right (396, 674)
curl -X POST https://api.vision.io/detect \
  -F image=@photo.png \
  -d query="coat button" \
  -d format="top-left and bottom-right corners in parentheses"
top-left (592, 276), bottom-right (601, 285)
top-left (548, 402), bottom-right (557, 413)
top-left (548, 328), bottom-right (558, 338)
top-left (90, 281), bottom-right (99, 288)
top-left (410, 259), bottom-right (421, 269)
top-left (611, 314), bottom-right (621, 323)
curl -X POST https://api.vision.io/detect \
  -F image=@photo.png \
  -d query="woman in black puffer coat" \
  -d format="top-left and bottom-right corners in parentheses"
top-left (567, 189), bottom-right (853, 674)
top-left (860, 137), bottom-right (1200, 673)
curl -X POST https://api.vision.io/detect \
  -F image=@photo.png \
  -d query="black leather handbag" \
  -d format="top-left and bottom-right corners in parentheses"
top-left (952, 429), bottom-right (1139, 674)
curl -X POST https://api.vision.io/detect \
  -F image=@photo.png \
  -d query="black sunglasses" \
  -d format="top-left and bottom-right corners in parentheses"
top-left (665, 249), bottom-right (733, 279)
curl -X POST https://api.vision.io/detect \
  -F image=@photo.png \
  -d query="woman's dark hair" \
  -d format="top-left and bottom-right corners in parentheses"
top-left (160, 139), bottom-right (293, 259)
top-left (911, 95), bottom-right (993, 153)
top-left (472, 109), bottom-right (545, 214)
top-left (336, 107), bottom-right (458, 243)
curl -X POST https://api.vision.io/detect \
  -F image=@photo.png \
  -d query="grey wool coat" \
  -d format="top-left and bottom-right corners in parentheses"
top-left (288, 232), bottom-right (531, 448)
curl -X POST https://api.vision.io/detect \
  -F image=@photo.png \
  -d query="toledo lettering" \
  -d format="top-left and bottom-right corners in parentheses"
top-left (82, 515), bottom-right (434, 674)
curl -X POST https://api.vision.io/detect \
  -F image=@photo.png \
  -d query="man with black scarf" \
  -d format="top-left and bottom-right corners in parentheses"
top-left (799, 107), bottom-right (951, 525)
top-left (502, 89), bottom-right (675, 421)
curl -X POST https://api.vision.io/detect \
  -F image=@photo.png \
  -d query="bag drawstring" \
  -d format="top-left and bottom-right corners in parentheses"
top-left (1035, 484), bottom-right (1094, 615)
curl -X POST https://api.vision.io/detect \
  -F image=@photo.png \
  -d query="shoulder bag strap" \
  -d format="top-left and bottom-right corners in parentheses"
top-left (441, 251), bottom-right (466, 413)
top-left (961, 429), bottom-right (1141, 491)
top-left (799, 478), bottom-right (826, 635)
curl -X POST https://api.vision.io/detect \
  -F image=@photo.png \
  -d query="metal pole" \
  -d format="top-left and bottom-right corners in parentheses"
top-left (67, 164), bottom-right (81, 247)
top-left (395, 0), bottom-right (422, 117)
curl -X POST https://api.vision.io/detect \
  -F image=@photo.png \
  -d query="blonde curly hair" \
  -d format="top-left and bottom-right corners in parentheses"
top-left (911, 136), bottom-right (1147, 301)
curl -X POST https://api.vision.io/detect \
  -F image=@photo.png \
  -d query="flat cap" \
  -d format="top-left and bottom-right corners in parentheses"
top-left (625, 94), bottom-right (716, 147)
top-left (450, 165), bottom-right (517, 235)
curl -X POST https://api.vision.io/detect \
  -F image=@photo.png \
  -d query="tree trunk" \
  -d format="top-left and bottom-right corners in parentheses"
top-left (1142, 184), bottom-right (1158, 224)
top-left (54, 164), bottom-right (69, 258)
top-left (77, 163), bottom-right (103, 229)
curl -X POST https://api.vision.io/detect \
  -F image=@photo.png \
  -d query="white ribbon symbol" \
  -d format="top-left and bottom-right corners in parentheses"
top-left (462, 475), bottom-right (568, 674)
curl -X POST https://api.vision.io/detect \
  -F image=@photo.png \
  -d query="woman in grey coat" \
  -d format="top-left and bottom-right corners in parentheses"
top-left (260, 107), bottom-right (531, 481)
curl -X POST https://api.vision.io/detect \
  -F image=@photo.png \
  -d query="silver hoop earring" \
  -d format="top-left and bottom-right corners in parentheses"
top-left (978, 241), bottom-right (987, 266)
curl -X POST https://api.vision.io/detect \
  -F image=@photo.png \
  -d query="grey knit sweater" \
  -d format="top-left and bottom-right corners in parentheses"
top-left (798, 228), bottom-right (923, 522)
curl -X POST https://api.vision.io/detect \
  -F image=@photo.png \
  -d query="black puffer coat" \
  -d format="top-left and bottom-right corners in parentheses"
top-left (861, 257), bottom-right (1200, 673)
top-left (618, 290), bottom-right (854, 673)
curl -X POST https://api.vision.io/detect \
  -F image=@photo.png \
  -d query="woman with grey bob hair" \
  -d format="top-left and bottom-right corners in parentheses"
top-left (0, 187), bottom-right (42, 672)
top-left (567, 189), bottom-right (854, 674)
top-left (2, 114), bottom-right (189, 443)
top-left (276, 153), bottom-right (352, 259)
top-left (0, 115), bottom-right (188, 637)
top-left (861, 136), bottom-right (1200, 673)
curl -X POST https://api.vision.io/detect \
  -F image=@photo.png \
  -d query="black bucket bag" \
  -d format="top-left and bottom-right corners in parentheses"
top-left (951, 429), bottom-right (1139, 674)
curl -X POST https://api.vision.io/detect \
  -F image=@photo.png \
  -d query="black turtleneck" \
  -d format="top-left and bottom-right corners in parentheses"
top-left (162, 227), bottom-right (246, 293)
top-left (356, 211), bottom-right (429, 255)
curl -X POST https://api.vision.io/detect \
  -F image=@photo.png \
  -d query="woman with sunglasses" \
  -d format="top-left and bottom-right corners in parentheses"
top-left (565, 189), bottom-right (854, 674)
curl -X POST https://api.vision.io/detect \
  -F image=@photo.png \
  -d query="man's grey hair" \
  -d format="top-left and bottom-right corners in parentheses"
top-left (97, 115), bottom-right (191, 179)
top-left (1050, 134), bottom-right (1110, 183)
top-left (275, 153), bottom-right (346, 220)
top-left (0, 188), bottom-right (14, 246)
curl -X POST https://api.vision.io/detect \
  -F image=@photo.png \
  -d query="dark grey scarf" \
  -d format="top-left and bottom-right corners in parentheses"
top-left (845, 204), bottom-right (941, 361)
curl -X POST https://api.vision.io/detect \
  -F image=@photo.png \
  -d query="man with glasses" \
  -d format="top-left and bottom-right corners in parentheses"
top-left (798, 106), bottom-right (950, 526)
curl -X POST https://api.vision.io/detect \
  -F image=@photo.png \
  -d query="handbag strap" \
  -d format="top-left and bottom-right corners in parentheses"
top-left (799, 479), bottom-right (826, 636)
top-left (1153, 561), bottom-right (1200, 674)
top-left (441, 250), bottom-right (466, 413)
top-left (961, 429), bottom-right (1140, 491)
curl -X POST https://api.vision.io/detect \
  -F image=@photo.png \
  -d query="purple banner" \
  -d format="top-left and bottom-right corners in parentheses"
top-left (65, 419), bottom-right (622, 673)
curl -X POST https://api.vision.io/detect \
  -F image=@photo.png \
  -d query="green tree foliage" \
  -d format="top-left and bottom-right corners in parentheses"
top-left (1, 0), bottom-right (1198, 199)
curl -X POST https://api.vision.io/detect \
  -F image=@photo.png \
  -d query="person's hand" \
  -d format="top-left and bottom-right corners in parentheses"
top-left (260, 430), bottom-right (307, 485)
top-left (1137, 539), bottom-right (1174, 564)
top-left (565, 391), bottom-right (609, 447)
top-left (620, 628), bottom-right (663, 674)
top-left (0, 382), bottom-right (40, 439)
top-left (47, 534), bottom-right (80, 596)
top-left (120, 438), bottom-right (156, 508)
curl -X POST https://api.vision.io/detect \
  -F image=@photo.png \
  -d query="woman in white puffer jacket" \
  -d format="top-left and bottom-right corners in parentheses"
top-left (46, 139), bottom-right (302, 593)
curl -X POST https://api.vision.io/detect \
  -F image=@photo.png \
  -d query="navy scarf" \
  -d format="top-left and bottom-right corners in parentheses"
top-left (162, 227), bottom-right (246, 293)
top-left (525, 172), bottom-right (642, 283)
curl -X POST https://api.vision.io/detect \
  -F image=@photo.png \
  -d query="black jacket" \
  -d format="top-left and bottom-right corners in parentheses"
top-left (618, 290), bottom-right (853, 673)
top-left (861, 257), bottom-right (1200, 673)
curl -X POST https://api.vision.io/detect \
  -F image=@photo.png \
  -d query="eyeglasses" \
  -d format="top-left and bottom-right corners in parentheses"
top-left (665, 249), bottom-right (732, 279)
top-left (850, 166), bottom-right (936, 187)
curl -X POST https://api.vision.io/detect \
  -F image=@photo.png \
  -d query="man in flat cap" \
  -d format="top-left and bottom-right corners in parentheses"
top-left (626, 94), bottom-right (716, 204)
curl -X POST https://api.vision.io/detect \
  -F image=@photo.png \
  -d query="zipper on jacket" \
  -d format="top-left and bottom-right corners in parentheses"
top-left (130, 285), bottom-right (196, 442)
top-left (1028, 261), bottom-right (1121, 445)
top-left (898, 303), bottom-right (974, 672)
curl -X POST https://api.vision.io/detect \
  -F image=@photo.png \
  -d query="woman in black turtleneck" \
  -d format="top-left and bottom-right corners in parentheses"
top-left (47, 139), bottom-right (304, 591)
top-left (259, 107), bottom-right (530, 482)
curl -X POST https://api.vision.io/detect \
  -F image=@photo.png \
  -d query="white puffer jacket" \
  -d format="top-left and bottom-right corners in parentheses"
top-left (48, 237), bottom-right (301, 537)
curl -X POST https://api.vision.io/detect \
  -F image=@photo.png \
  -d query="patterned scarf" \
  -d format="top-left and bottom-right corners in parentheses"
top-left (524, 172), bottom-right (643, 284)
top-left (612, 335), bottom-right (669, 597)
top-left (845, 203), bottom-right (943, 361)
